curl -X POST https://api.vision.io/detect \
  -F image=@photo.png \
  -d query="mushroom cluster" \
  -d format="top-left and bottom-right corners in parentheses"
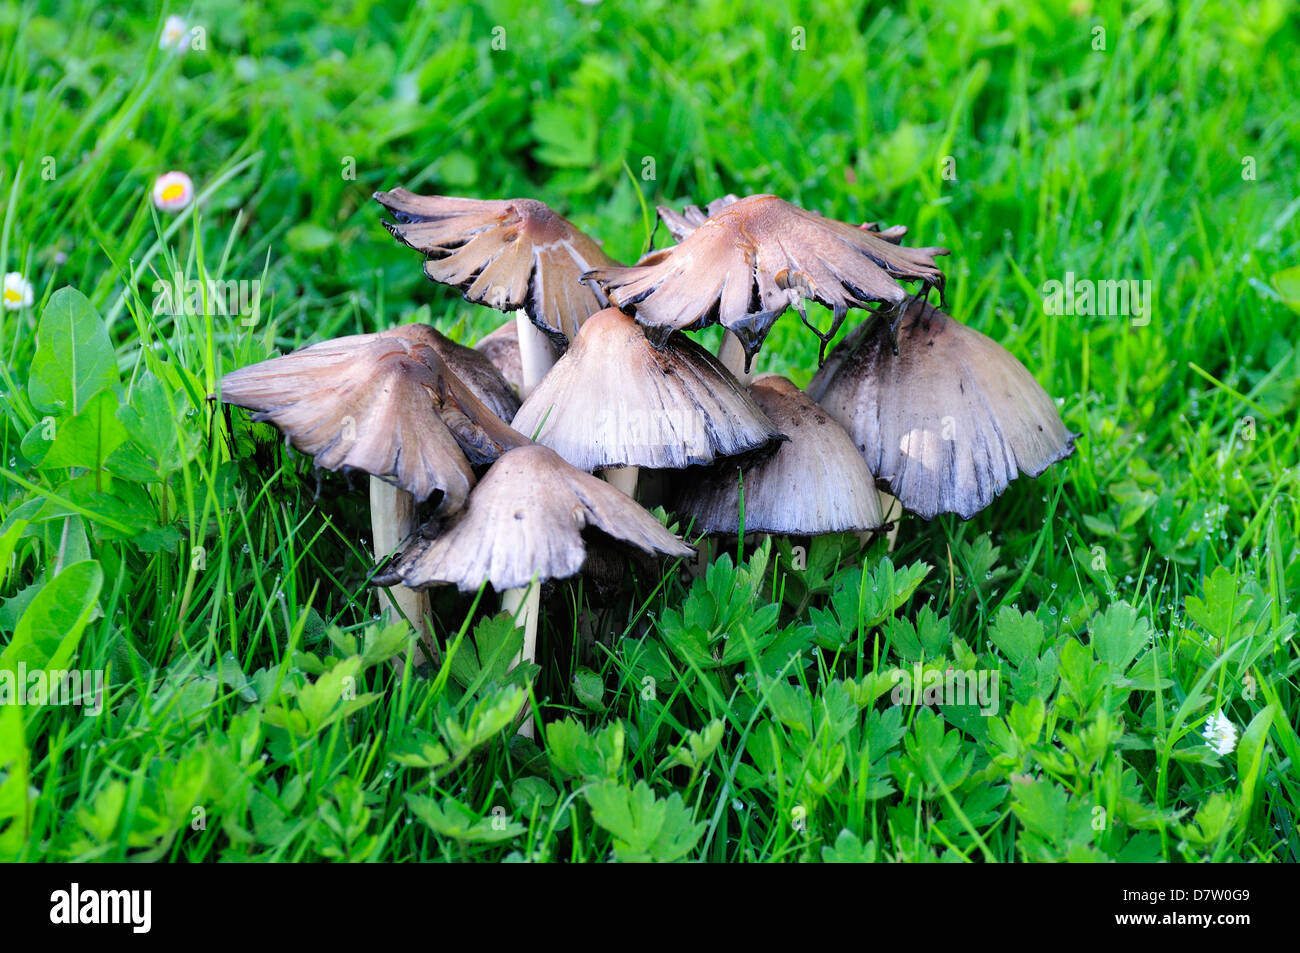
top-left (218, 186), bottom-right (1075, 733)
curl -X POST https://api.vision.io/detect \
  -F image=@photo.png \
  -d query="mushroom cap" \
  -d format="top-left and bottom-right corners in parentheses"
top-left (674, 374), bottom-right (884, 535)
top-left (375, 444), bottom-right (694, 592)
top-left (510, 307), bottom-right (784, 471)
top-left (656, 194), bottom-right (741, 244)
top-left (473, 319), bottom-right (558, 398)
top-left (808, 301), bottom-right (1077, 520)
top-left (220, 328), bottom-right (527, 510)
top-left (387, 323), bottom-right (520, 422)
top-left (374, 189), bottom-right (620, 347)
top-left (658, 194), bottom-right (908, 246)
top-left (583, 194), bottom-right (948, 363)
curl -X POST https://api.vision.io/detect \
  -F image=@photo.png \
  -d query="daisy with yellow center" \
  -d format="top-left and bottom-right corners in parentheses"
top-left (160, 15), bottom-right (189, 52)
top-left (152, 171), bottom-right (195, 212)
top-left (3, 272), bottom-right (34, 311)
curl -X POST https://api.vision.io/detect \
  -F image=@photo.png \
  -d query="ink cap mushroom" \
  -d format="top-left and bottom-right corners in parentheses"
top-left (219, 325), bottom-right (527, 662)
top-left (375, 442), bottom-right (693, 730)
top-left (509, 306), bottom-right (784, 496)
top-left (807, 299), bottom-right (1077, 520)
top-left (673, 374), bottom-right (885, 536)
top-left (374, 190), bottom-right (620, 397)
top-left (584, 193), bottom-right (949, 368)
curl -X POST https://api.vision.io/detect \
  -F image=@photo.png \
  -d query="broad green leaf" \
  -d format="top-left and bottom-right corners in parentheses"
top-left (28, 287), bottom-right (119, 415)
top-left (822, 828), bottom-right (877, 862)
top-left (1185, 567), bottom-right (1249, 642)
top-left (274, 657), bottom-right (380, 734)
top-left (405, 793), bottom-right (524, 843)
top-left (1272, 264), bottom-right (1300, 315)
top-left (448, 612), bottom-right (527, 691)
top-left (76, 780), bottom-right (127, 843)
top-left (0, 560), bottom-right (102, 676)
top-left (359, 621), bottom-right (412, 669)
top-left (0, 704), bottom-right (31, 860)
top-left (440, 684), bottom-right (524, 756)
top-left (1236, 704), bottom-right (1276, 817)
top-left (0, 519), bottom-right (30, 588)
top-left (546, 718), bottom-right (624, 781)
top-left (988, 607), bottom-right (1044, 668)
top-left (509, 777), bottom-right (557, 813)
top-left (31, 389), bottom-right (127, 470)
top-left (1089, 602), bottom-right (1152, 680)
top-left (668, 719), bottom-right (724, 770)
top-left (109, 373), bottom-right (198, 481)
top-left (286, 222), bottom-right (335, 254)
top-left (585, 780), bottom-right (704, 862)
top-left (389, 728), bottom-right (450, 769)
top-left (572, 668), bottom-right (605, 711)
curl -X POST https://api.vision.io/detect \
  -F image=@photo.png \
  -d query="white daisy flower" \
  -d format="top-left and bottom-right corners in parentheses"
top-left (1203, 709), bottom-right (1238, 756)
top-left (152, 171), bottom-right (195, 212)
top-left (160, 15), bottom-right (189, 52)
top-left (3, 272), bottom-right (34, 311)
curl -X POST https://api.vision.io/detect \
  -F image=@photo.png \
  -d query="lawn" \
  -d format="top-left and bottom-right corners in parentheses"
top-left (1, 0), bottom-right (1297, 862)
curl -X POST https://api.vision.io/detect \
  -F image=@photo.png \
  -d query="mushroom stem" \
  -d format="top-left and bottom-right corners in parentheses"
top-left (369, 477), bottom-right (434, 665)
top-left (601, 466), bottom-right (640, 498)
top-left (502, 581), bottom-right (541, 738)
top-left (702, 328), bottom-right (750, 579)
top-left (515, 312), bottom-right (556, 399)
top-left (879, 490), bottom-right (903, 552)
top-left (717, 331), bottom-right (755, 385)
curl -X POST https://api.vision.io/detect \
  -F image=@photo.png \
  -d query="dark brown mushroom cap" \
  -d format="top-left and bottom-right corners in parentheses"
top-left (220, 328), bottom-right (528, 510)
top-left (473, 319), bottom-right (558, 399)
top-left (386, 323), bottom-right (519, 422)
top-left (583, 194), bottom-right (949, 364)
top-left (808, 301), bottom-right (1077, 520)
top-left (510, 307), bottom-right (784, 471)
top-left (373, 189), bottom-right (620, 347)
top-left (375, 444), bottom-right (694, 592)
top-left (674, 375), bottom-right (884, 535)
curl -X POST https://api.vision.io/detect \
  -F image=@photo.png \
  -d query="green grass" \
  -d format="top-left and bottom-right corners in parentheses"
top-left (1, 0), bottom-right (1298, 862)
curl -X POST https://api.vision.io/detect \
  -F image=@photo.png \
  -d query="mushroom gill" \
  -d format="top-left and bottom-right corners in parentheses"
top-left (374, 189), bottom-right (620, 347)
top-left (808, 301), bottom-right (1077, 520)
top-left (584, 194), bottom-right (948, 365)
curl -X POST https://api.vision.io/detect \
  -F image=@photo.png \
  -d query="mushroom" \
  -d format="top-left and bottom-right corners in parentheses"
top-left (807, 300), bottom-right (1077, 520)
top-left (219, 325), bottom-right (527, 662)
top-left (648, 196), bottom-right (927, 537)
top-left (374, 189), bottom-right (620, 397)
top-left (584, 193), bottom-right (949, 369)
top-left (375, 443), bottom-right (693, 733)
top-left (656, 193), bottom-right (741, 243)
top-left (673, 374), bottom-right (884, 535)
top-left (402, 323), bottom-right (520, 423)
top-left (509, 307), bottom-right (784, 497)
top-left (654, 196), bottom-right (917, 380)
top-left (473, 319), bottom-right (558, 400)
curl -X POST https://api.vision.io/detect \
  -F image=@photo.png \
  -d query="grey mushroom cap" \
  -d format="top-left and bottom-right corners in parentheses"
top-left (474, 319), bottom-right (558, 399)
top-left (374, 189), bottom-right (619, 347)
top-left (219, 327), bottom-right (527, 511)
top-left (375, 444), bottom-right (694, 592)
top-left (808, 301), bottom-right (1077, 520)
top-left (510, 307), bottom-right (784, 471)
top-left (583, 193), bottom-right (948, 365)
top-left (658, 194), bottom-right (908, 246)
top-left (656, 194), bottom-right (741, 244)
top-left (392, 323), bottom-right (520, 423)
top-left (674, 375), bottom-right (885, 535)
